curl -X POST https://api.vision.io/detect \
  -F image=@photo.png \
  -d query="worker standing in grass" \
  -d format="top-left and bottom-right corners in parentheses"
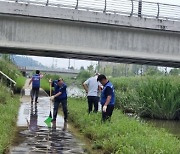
top-left (49, 78), bottom-right (68, 123)
top-left (83, 73), bottom-right (101, 113)
top-left (29, 70), bottom-right (42, 103)
top-left (97, 74), bottom-right (115, 122)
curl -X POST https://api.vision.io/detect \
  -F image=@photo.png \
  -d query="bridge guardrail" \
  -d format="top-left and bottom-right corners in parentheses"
top-left (1, 0), bottom-right (180, 21)
top-left (19, 66), bottom-right (80, 74)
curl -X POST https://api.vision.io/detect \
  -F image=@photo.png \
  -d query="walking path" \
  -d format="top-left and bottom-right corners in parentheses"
top-left (8, 79), bottom-right (85, 154)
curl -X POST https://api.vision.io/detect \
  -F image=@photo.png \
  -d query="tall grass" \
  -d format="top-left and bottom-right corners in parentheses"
top-left (111, 76), bottom-right (180, 120)
top-left (0, 59), bottom-right (21, 80)
top-left (0, 58), bottom-right (25, 93)
top-left (111, 77), bottom-right (140, 112)
top-left (0, 83), bottom-right (20, 153)
top-left (68, 98), bottom-right (180, 154)
top-left (15, 76), bottom-right (26, 93)
top-left (137, 77), bottom-right (180, 119)
top-left (40, 78), bottom-right (50, 92)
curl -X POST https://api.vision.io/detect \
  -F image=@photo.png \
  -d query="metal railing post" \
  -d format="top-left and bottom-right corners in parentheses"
top-left (138, 0), bottom-right (142, 17)
top-left (103, 0), bottom-right (107, 13)
top-left (15, 0), bottom-right (18, 2)
top-left (156, 3), bottom-right (160, 19)
top-left (46, 0), bottom-right (49, 6)
top-left (75, 0), bottom-right (79, 9)
top-left (130, 0), bottom-right (134, 16)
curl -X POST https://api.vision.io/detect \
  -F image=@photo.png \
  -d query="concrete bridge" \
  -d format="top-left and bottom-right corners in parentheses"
top-left (0, 0), bottom-right (180, 67)
top-left (19, 67), bottom-right (79, 77)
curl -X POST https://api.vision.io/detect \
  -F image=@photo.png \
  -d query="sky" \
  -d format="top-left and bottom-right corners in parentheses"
top-left (25, 0), bottom-right (179, 69)
top-left (28, 55), bottom-right (98, 69)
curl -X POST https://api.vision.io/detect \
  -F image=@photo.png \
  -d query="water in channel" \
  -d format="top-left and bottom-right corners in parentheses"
top-left (144, 118), bottom-right (180, 138)
top-left (8, 88), bottom-right (85, 154)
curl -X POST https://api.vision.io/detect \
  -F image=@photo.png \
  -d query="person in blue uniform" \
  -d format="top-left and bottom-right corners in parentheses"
top-left (97, 74), bottom-right (115, 122)
top-left (50, 78), bottom-right (68, 122)
top-left (29, 70), bottom-right (41, 103)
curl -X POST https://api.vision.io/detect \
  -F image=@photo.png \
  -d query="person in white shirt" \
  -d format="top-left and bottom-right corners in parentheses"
top-left (83, 73), bottom-right (101, 113)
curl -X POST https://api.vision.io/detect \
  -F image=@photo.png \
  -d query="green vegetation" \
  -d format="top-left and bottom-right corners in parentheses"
top-left (40, 71), bottom-right (180, 120)
top-left (0, 59), bottom-right (21, 81)
top-left (77, 70), bottom-right (90, 84)
top-left (0, 58), bottom-right (25, 92)
top-left (41, 78), bottom-right (50, 93)
top-left (68, 98), bottom-right (180, 154)
top-left (0, 56), bottom-right (22, 152)
top-left (98, 63), bottom-right (164, 77)
top-left (40, 74), bottom-right (63, 92)
top-left (40, 74), bottom-right (78, 93)
top-left (0, 83), bottom-right (20, 153)
top-left (15, 76), bottom-right (26, 93)
top-left (169, 68), bottom-right (180, 75)
top-left (111, 76), bottom-right (180, 120)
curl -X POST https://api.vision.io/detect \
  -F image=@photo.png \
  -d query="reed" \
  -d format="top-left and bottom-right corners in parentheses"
top-left (111, 76), bottom-right (180, 120)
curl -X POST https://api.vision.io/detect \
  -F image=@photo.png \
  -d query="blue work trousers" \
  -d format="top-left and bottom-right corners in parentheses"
top-left (53, 99), bottom-right (68, 121)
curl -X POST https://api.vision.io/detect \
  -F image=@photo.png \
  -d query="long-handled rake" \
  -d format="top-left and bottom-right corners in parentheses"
top-left (44, 82), bottom-right (53, 126)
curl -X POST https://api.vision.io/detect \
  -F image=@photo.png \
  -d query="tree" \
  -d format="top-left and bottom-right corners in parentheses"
top-left (145, 66), bottom-right (163, 76)
top-left (69, 66), bottom-right (74, 70)
top-left (87, 65), bottom-right (94, 73)
top-left (77, 70), bottom-right (91, 83)
top-left (80, 66), bottom-right (85, 71)
top-left (2, 54), bottom-right (11, 62)
top-left (169, 68), bottom-right (180, 75)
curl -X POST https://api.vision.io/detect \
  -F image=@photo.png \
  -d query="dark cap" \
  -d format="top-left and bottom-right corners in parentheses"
top-left (97, 74), bottom-right (106, 81)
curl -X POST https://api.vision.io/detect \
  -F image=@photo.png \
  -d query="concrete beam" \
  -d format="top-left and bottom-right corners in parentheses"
top-left (0, 1), bottom-right (180, 67)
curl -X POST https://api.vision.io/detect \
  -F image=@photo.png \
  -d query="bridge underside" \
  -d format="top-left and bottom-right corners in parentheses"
top-left (1, 46), bottom-right (180, 68)
top-left (1, 1), bottom-right (180, 68)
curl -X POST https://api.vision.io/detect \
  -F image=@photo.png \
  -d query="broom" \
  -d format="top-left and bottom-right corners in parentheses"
top-left (44, 81), bottom-right (53, 126)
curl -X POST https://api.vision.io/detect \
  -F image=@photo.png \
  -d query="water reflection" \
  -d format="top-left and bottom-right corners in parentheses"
top-left (27, 103), bottom-right (38, 132)
top-left (52, 121), bottom-right (67, 132)
top-left (67, 86), bottom-right (85, 97)
top-left (144, 119), bottom-right (180, 138)
top-left (50, 121), bottom-right (69, 153)
top-left (10, 95), bottom-right (85, 154)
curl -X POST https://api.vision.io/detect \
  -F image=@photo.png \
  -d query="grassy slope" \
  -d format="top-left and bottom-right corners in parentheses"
top-left (0, 58), bottom-right (26, 92)
top-left (0, 84), bottom-right (20, 153)
top-left (68, 98), bottom-right (180, 154)
top-left (0, 58), bottom-right (25, 153)
top-left (15, 76), bottom-right (26, 92)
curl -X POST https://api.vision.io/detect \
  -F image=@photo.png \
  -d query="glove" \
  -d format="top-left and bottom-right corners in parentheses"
top-left (103, 105), bottom-right (107, 112)
top-left (50, 96), bottom-right (55, 101)
top-left (49, 79), bottom-right (52, 83)
top-left (40, 74), bottom-right (43, 78)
